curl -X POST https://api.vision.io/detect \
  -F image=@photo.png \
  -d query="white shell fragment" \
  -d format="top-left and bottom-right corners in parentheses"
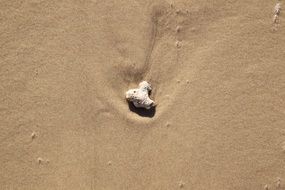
top-left (125, 81), bottom-right (155, 110)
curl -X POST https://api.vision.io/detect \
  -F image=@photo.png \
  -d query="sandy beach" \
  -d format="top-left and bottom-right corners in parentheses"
top-left (1, 0), bottom-right (285, 189)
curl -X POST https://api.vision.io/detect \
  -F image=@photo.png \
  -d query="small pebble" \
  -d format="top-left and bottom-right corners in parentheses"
top-left (107, 161), bottom-right (112, 166)
top-left (274, 3), bottom-right (281, 15)
top-left (175, 41), bottom-right (182, 48)
top-left (177, 80), bottom-right (181, 83)
top-left (166, 122), bottom-right (171, 127)
top-left (277, 178), bottom-right (281, 188)
top-left (273, 3), bottom-right (281, 24)
top-left (273, 14), bottom-right (279, 23)
top-left (176, 26), bottom-right (181, 33)
top-left (186, 80), bottom-right (190, 84)
top-left (31, 132), bottom-right (36, 139)
top-left (179, 180), bottom-right (185, 188)
top-left (37, 157), bottom-right (43, 164)
top-left (264, 184), bottom-right (269, 190)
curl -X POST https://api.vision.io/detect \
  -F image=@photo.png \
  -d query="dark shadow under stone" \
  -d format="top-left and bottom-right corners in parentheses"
top-left (127, 101), bottom-right (156, 118)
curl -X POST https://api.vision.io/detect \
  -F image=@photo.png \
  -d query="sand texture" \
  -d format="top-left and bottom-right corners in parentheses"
top-left (1, 0), bottom-right (285, 189)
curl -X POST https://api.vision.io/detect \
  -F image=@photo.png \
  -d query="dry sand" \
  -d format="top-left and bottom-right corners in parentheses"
top-left (1, 0), bottom-right (285, 189)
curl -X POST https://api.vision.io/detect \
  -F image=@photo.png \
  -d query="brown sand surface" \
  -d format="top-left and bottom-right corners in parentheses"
top-left (1, 0), bottom-right (285, 189)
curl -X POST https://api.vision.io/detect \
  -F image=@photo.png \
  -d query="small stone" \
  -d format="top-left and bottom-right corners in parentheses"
top-left (177, 80), bottom-right (181, 83)
top-left (264, 184), bottom-right (269, 190)
top-left (277, 178), bottom-right (281, 188)
top-left (175, 41), bottom-right (182, 48)
top-left (125, 81), bottom-right (155, 109)
top-left (176, 26), bottom-right (181, 33)
top-left (31, 132), bottom-right (36, 139)
top-left (186, 80), bottom-right (190, 84)
top-left (178, 180), bottom-right (185, 188)
top-left (176, 9), bottom-right (181, 14)
top-left (273, 3), bottom-right (281, 24)
top-left (37, 157), bottom-right (43, 164)
top-left (166, 122), bottom-right (171, 127)
top-left (46, 159), bottom-right (50, 164)
top-left (273, 14), bottom-right (279, 24)
top-left (274, 3), bottom-right (281, 15)
top-left (107, 161), bottom-right (112, 166)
